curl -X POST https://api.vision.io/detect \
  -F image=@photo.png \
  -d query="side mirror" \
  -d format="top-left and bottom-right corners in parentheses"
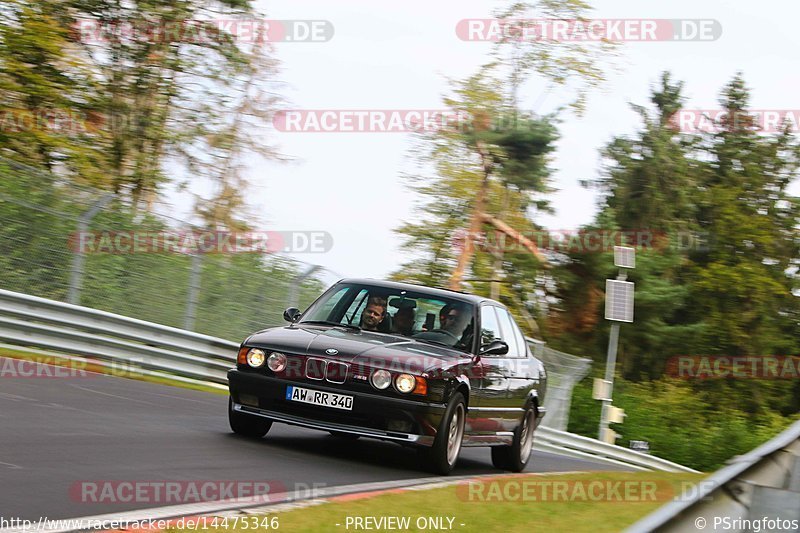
top-left (283, 307), bottom-right (301, 323)
top-left (480, 340), bottom-right (509, 356)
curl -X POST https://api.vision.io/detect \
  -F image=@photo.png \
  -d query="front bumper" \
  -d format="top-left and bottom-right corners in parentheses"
top-left (228, 369), bottom-right (447, 446)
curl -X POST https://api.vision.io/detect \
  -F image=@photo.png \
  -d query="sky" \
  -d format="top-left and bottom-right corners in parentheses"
top-left (170, 0), bottom-right (800, 281)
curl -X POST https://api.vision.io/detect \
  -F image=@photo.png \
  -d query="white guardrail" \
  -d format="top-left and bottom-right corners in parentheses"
top-left (0, 288), bottom-right (696, 473)
top-left (628, 418), bottom-right (800, 532)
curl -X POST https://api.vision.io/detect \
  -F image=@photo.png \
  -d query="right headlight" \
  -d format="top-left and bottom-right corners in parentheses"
top-left (394, 373), bottom-right (416, 394)
top-left (371, 369), bottom-right (392, 390)
top-left (267, 352), bottom-right (287, 372)
top-left (246, 348), bottom-right (266, 368)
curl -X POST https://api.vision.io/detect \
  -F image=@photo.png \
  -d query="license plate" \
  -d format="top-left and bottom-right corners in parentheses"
top-left (286, 385), bottom-right (353, 411)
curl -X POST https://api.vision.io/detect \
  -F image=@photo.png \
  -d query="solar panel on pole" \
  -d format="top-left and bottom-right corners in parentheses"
top-left (613, 246), bottom-right (636, 269)
top-left (605, 280), bottom-right (634, 322)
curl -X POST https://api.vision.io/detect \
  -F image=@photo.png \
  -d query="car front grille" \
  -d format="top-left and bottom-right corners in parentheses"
top-left (305, 357), bottom-right (349, 384)
top-left (305, 357), bottom-right (326, 380)
top-left (325, 361), bottom-right (348, 384)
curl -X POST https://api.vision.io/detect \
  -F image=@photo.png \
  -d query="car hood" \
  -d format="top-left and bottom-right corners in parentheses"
top-left (245, 324), bottom-right (471, 374)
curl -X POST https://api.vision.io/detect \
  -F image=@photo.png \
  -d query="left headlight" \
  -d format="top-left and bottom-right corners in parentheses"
top-left (246, 348), bottom-right (266, 368)
top-left (394, 373), bottom-right (416, 394)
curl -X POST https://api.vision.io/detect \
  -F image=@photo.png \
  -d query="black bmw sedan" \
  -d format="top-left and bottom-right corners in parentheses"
top-left (227, 279), bottom-right (547, 475)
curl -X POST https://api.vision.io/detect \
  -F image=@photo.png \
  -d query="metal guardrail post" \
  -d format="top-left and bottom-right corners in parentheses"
top-left (184, 252), bottom-right (203, 331)
top-left (67, 193), bottom-right (115, 305)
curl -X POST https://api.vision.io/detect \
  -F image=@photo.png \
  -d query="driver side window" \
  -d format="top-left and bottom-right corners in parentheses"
top-left (479, 305), bottom-right (502, 348)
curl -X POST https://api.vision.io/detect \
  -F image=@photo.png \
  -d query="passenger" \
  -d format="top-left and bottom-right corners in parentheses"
top-left (359, 296), bottom-right (387, 331)
top-left (393, 305), bottom-right (415, 336)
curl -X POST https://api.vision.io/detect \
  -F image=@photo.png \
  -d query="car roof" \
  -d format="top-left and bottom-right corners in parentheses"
top-left (336, 278), bottom-right (504, 308)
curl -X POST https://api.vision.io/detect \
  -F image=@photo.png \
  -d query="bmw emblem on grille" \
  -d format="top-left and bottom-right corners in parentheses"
top-left (325, 348), bottom-right (339, 356)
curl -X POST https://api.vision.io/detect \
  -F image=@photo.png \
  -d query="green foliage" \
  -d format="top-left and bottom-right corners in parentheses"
top-left (568, 376), bottom-right (797, 471)
top-left (0, 0), bottom-right (278, 225)
top-left (0, 157), bottom-right (322, 341)
top-left (391, 68), bottom-right (558, 334)
top-left (560, 72), bottom-right (800, 469)
top-left (552, 72), bottom-right (800, 379)
top-left (492, 0), bottom-right (619, 113)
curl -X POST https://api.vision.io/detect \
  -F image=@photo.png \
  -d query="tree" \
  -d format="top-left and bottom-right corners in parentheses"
top-left (548, 73), bottom-right (705, 378)
top-left (391, 67), bottom-right (558, 333)
top-left (688, 75), bottom-right (800, 360)
top-left (0, 0), bottom-right (279, 218)
top-left (0, 1), bottom-right (107, 182)
top-left (492, 1), bottom-right (618, 114)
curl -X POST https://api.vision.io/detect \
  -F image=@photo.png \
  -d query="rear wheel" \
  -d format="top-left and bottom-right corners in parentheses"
top-left (228, 397), bottom-right (272, 438)
top-left (491, 405), bottom-right (536, 472)
top-left (418, 392), bottom-right (466, 475)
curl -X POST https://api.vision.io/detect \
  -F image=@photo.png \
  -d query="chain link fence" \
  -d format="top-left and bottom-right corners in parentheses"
top-left (529, 339), bottom-right (593, 431)
top-left (0, 154), bottom-right (591, 428)
top-left (0, 155), bottom-right (335, 341)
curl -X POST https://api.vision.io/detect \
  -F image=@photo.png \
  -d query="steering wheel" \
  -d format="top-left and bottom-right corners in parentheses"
top-left (427, 329), bottom-right (460, 342)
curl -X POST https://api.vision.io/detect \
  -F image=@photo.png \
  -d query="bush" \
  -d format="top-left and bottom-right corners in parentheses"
top-left (568, 376), bottom-right (796, 471)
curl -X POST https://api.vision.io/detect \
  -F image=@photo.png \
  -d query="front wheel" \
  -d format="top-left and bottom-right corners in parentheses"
top-left (228, 397), bottom-right (272, 438)
top-left (491, 405), bottom-right (536, 472)
top-left (418, 392), bottom-right (466, 475)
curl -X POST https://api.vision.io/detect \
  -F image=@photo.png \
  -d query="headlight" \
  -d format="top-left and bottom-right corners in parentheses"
top-left (371, 369), bottom-right (392, 390)
top-left (395, 373), bottom-right (416, 394)
top-left (246, 348), bottom-right (266, 368)
top-left (267, 352), bottom-right (287, 372)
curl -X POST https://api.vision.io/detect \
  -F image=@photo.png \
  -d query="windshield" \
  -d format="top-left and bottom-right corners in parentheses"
top-left (299, 283), bottom-right (476, 352)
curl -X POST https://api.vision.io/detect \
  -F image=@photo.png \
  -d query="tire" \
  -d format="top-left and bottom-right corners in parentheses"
top-left (491, 404), bottom-right (536, 472)
top-left (328, 431), bottom-right (360, 441)
top-left (418, 392), bottom-right (466, 475)
top-left (228, 397), bottom-right (272, 438)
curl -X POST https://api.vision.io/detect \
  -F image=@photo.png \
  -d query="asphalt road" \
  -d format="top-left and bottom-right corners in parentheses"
top-left (0, 357), bottom-right (628, 521)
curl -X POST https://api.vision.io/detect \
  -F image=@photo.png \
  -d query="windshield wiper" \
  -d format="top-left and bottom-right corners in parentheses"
top-left (299, 320), bottom-right (361, 332)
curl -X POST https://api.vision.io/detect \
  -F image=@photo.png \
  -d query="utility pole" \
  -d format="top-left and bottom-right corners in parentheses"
top-left (596, 246), bottom-right (635, 443)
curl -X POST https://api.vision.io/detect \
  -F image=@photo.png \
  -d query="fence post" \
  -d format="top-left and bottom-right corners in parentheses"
top-left (184, 252), bottom-right (203, 331)
top-left (67, 193), bottom-right (115, 305)
top-left (288, 264), bottom-right (321, 309)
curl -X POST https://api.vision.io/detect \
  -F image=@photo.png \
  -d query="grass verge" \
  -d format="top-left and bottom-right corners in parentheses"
top-left (166, 471), bottom-right (704, 533)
